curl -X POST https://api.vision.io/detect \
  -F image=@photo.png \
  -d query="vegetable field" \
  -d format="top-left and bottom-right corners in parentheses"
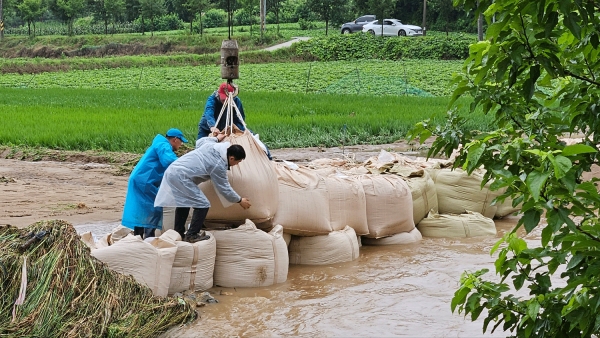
top-left (0, 60), bottom-right (462, 97)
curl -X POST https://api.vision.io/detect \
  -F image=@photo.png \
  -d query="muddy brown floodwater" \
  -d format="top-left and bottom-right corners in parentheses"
top-left (157, 217), bottom-right (521, 338)
top-left (0, 142), bottom-right (526, 337)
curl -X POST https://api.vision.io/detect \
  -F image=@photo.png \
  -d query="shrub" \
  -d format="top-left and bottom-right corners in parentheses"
top-left (295, 33), bottom-right (474, 61)
top-left (298, 19), bottom-right (316, 30)
top-left (203, 9), bottom-right (227, 28)
top-left (156, 13), bottom-right (184, 31)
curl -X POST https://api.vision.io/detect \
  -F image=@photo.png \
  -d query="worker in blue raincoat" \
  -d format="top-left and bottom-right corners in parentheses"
top-left (197, 82), bottom-right (272, 160)
top-left (122, 128), bottom-right (188, 239)
top-left (154, 133), bottom-right (251, 243)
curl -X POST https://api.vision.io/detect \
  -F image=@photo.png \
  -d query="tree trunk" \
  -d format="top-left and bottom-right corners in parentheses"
top-left (477, 0), bottom-right (483, 41)
top-left (325, 19), bottom-right (328, 35)
top-left (422, 0), bottom-right (427, 36)
top-left (0, 0), bottom-right (4, 40)
top-left (477, 12), bottom-right (483, 41)
top-left (28, 21), bottom-right (31, 36)
top-left (260, 0), bottom-right (265, 42)
top-left (190, 18), bottom-right (193, 34)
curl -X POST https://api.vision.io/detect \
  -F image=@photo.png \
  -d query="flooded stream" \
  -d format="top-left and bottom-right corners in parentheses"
top-left (144, 217), bottom-right (524, 337)
top-left (75, 217), bottom-right (525, 337)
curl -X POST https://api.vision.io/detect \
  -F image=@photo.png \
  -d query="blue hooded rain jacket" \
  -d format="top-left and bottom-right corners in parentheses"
top-left (122, 134), bottom-right (178, 230)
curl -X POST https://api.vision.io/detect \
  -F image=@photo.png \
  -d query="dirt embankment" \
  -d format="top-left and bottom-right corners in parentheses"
top-left (3, 42), bottom-right (217, 59)
top-left (0, 139), bottom-right (432, 229)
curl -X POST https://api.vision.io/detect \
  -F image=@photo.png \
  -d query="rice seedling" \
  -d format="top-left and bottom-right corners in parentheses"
top-left (0, 88), bottom-right (492, 152)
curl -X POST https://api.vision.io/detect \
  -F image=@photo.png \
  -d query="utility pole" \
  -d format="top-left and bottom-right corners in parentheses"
top-left (0, 0), bottom-right (4, 40)
top-left (259, 0), bottom-right (266, 41)
top-left (421, 0), bottom-right (427, 36)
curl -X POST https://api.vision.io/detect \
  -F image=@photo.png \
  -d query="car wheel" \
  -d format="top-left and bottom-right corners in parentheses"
top-left (368, 30), bottom-right (375, 35)
top-left (398, 30), bottom-right (407, 36)
top-left (342, 29), bottom-right (351, 34)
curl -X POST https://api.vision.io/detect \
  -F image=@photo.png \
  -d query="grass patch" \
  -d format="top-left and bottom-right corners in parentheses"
top-left (0, 88), bottom-right (492, 152)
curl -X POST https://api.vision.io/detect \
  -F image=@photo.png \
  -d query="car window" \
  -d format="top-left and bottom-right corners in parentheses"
top-left (383, 20), bottom-right (393, 25)
top-left (357, 15), bottom-right (375, 23)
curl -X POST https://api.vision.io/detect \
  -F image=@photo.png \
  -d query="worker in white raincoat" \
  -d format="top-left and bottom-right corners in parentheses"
top-left (154, 133), bottom-right (251, 242)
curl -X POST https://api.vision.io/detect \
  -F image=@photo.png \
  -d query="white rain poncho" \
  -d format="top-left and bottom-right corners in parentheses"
top-left (154, 137), bottom-right (241, 208)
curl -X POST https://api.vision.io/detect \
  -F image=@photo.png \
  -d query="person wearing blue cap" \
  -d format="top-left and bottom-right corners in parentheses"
top-left (121, 128), bottom-right (188, 239)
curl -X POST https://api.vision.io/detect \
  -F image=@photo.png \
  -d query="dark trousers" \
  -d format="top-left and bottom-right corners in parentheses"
top-left (174, 207), bottom-right (209, 239)
top-left (133, 227), bottom-right (155, 239)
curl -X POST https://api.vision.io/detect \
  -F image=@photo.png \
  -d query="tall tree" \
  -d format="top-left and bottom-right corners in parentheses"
top-left (0, 0), bottom-right (5, 39)
top-left (410, 0), bottom-right (600, 336)
top-left (306, 0), bottom-right (344, 35)
top-left (421, 0), bottom-right (426, 35)
top-left (266, 0), bottom-right (283, 34)
top-left (238, 0), bottom-right (257, 35)
top-left (17, 0), bottom-right (45, 36)
top-left (51, 0), bottom-right (86, 36)
top-left (105, 0), bottom-right (125, 33)
top-left (367, 0), bottom-right (395, 36)
top-left (184, 0), bottom-right (209, 35)
top-left (139, 0), bottom-right (165, 36)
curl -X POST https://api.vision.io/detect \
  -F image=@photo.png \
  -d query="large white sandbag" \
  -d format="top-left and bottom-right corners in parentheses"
top-left (358, 175), bottom-right (415, 238)
top-left (213, 220), bottom-right (288, 288)
top-left (427, 168), bottom-right (500, 218)
top-left (288, 226), bottom-right (359, 265)
top-left (110, 225), bottom-right (133, 244)
top-left (90, 234), bottom-right (177, 297)
top-left (361, 227), bottom-right (423, 246)
top-left (325, 174), bottom-right (369, 236)
top-left (272, 162), bottom-right (333, 235)
top-left (405, 171), bottom-right (438, 225)
top-left (156, 230), bottom-right (217, 295)
top-left (201, 130), bottom-right (279, 224)
top-left (80, 232), bottom-right (96, 250)
top-left (417, 211), bottom-right (497, 238)
top-left (494, 197), bottom-right (521, 218)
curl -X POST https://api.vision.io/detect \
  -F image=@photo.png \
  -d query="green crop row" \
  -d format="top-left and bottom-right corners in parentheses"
top-left (0, 88), bottom-right (492, 152)
top-left (0, 59), bottom-right (463, 97)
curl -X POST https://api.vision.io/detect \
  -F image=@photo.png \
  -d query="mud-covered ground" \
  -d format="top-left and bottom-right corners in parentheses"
top-left (0, 140), bottom-right (433, 229)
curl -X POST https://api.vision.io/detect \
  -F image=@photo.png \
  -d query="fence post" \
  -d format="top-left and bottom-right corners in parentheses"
top-left (305, 63), bottom-right (312, 94)
top-left (356, 67), bottom-right (361, 95)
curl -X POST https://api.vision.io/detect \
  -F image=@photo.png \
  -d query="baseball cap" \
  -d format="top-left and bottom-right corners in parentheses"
top-left (166, 128), bottom-right (188, 143)
top-left (218, 83), bottom-right (235, 101)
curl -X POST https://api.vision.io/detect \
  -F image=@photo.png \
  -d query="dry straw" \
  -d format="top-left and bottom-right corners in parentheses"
top-left (0, 220), bottom-right (197, 337)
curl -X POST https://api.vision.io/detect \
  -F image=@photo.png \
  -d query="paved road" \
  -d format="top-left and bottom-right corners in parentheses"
top-left (263, 37), bottom-right (311, 51)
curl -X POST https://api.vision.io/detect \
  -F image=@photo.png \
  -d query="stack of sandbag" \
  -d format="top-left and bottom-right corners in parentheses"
top-left (155, 230), bottom-right (216, 295)
top-left (426, 168), bottom-right (501, 219)
top-left (361, 150), bottom-right (439, 226)
top-left (81, 233), bottom-right (177, 297)
top-left (405, 172), bottom-right (438, 225)
top-left (288, 226), bottom-right (360, 265)
top-left (417, 211), bottom-right (497, 238)
top-left (212, 219), bottom-right (288, 287)
top-left (272, 162), bottom-right (369, 236)
top-left (200, 129), bottom-right (279, 225)
top-left (358, 174), bottom-right (415, 238)
top-left (361, 228), bottom-right (423, 246)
